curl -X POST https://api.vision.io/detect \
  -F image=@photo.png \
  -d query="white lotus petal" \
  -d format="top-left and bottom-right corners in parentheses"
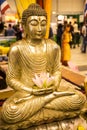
top-left (32, 77), bottom-right (42, 88)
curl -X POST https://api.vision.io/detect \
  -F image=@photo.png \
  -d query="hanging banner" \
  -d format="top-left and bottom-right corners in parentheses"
top-left (15, 0), bottom-right (36, 18)
top-left (44, 0), bottom-right (52, 38)
top-left (0, 0), bottom-right (10, 14)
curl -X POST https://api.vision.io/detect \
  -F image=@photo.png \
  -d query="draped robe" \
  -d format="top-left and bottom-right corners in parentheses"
top-left (1, 39), bottom-right (86, 124)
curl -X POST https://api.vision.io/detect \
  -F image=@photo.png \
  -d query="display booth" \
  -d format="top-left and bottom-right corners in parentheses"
top-left (0, 36), bottom-right (16, 64)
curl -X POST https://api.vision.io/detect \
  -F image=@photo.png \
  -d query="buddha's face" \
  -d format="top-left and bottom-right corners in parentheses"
top-left (26, 16), bottom-right (47, 39)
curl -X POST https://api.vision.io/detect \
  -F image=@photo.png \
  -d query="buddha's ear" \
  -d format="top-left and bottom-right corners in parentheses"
top-left (22, 24), bottom-right (27, 38)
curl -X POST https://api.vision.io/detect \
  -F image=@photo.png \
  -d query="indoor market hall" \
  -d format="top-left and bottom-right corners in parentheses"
top-left (0, 0), bottom-right (87, 130)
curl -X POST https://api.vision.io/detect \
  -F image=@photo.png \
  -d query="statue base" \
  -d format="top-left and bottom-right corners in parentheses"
top-left (0, 114), bottom-right (87, 130)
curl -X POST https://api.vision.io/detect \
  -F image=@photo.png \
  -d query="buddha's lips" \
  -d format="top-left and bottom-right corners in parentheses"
top-left (36, 33), bottom-right (42, 36)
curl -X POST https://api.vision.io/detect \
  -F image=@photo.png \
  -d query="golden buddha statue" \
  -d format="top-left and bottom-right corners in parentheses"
top-left (1, 3), bottom-right (87, 129)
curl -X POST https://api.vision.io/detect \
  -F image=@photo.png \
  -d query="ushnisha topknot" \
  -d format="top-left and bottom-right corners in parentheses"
top-left (22, 3), bottom-right (47, 25)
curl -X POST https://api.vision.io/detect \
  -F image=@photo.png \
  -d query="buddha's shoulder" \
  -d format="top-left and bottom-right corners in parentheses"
top-left (46, 39), bottom-right (60, 49)
top-left (10, 40), bottom-right (24, 53)
top-left (11, 39), bottom-right (25, 47)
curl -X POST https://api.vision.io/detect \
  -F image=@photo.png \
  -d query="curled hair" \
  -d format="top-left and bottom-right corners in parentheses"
top-left (22, 3), bottom-right (47, 25)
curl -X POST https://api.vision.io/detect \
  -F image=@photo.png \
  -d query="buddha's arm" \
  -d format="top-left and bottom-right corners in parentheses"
top-left (52, 45), bottom-right (62, 91)
top-left (6, 45), bottom-right (32, 93)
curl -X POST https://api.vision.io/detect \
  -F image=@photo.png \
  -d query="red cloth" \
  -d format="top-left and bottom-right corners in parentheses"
top-left (36, 0), bottom-right (44, 8)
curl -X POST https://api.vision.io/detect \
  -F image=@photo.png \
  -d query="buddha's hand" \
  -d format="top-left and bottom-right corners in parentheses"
top-left (32, 73), bottom-right (54, 89)
top-left (32, 87), bottom-right (54, 96)
top-left (22, 86), bottom-right (33, 94)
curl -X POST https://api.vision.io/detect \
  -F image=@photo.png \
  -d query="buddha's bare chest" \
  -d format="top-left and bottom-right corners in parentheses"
top-left (19, 45), bottom-right (47, 70)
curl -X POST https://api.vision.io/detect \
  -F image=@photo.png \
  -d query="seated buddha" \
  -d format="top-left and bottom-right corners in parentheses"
top-left (1, 3), bottom-right (87, 126)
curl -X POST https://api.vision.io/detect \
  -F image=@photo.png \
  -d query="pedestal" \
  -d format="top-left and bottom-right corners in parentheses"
top-left (0, 114), bottom-right (87, 130)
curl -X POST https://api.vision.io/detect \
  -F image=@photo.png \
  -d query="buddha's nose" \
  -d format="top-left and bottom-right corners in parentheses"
top-left (38, 24), bottom-right (41, 31)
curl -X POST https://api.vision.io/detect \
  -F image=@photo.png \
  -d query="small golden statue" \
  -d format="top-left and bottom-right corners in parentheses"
top-left (1, 3), bottom-right (87, 129)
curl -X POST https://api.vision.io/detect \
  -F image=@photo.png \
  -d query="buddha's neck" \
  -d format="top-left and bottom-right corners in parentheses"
top-left (27, 38), bottom-right (43, 46)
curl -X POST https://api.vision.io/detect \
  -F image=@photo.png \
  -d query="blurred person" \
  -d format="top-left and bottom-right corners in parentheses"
top-left (49, 27), bottom-right (53, 39)
top-left (61, 24), bottom-right (72, 66)
top-left (73, 21), bottom-right (80, 48)
top-left (81, 22), bottom-right (87, 53)
top-left (5, 24), bottom-right (16, 36)
top-left (16, 25), bottom-right (22, 40)
top-left (0, 22), bottom-right (5, 37)
top-left (62, 20), bottom-right (68, 31)
top-left (56, 23), bottom-right (63, 47)
top-left (79, 22), bottom-right (84, 51)
top-left (0, 66), bottom-right (7, 90)
top-left (69, 21), bottom-right (74, 48)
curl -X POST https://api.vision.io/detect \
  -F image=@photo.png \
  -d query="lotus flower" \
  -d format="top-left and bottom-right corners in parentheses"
top-left (32, 72), bottom-right (54, 89)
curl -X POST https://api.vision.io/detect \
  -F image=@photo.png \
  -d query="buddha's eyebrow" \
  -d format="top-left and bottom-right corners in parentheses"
top-left (40, 19), bottom-right (47, 24)
top-left (28, 19), bottom-right (46, 24)
top-left (41, 19), bottom-right (46, 22)
top-left (29, 19), bottom-right (38, 22)
top-left (38, 17), bottom-right (46, 20)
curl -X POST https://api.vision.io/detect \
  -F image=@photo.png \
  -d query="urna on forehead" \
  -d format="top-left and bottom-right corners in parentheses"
top-left (22, 3), bottom-right (47, 25)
